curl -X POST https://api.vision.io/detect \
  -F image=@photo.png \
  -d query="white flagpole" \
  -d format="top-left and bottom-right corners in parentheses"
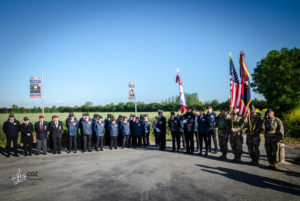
top-left (134, 77), bottom-right (137, 116)
top-left (41, 72), bottom-right (44, 115)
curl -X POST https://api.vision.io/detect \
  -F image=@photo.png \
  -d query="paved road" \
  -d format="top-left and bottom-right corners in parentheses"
top-left (0, 143), bottom-right (299, 201)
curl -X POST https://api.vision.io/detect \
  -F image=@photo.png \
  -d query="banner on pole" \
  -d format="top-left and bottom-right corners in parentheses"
top-left (30, 77), bottom-right (41, 98)
top-left (128, 81), bottom-right (136, 100)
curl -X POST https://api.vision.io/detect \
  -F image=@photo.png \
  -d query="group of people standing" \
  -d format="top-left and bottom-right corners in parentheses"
top-left (2, 106), bottom-right (284, 169)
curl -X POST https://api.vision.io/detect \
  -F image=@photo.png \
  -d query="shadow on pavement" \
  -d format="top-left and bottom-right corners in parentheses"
top-left (196, 164), bottom-right (300, 196)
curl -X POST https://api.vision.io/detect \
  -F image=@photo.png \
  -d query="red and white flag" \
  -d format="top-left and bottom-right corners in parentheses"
top-left (176, 70), bottom-right (187, 113)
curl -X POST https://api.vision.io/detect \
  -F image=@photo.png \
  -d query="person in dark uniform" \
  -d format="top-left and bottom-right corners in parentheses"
top-left (121, 116), bottom-right (130, 148)
top-left (192, 108), bottom-right (200, 151)
top-left (177, 109), bottom-right (185, 150)
top-left (129, 114), bottom-right (136, 147)
top-left (205, 106), bottom-right (218, 153)
top-left (183, 108), bottom-right (196, 154)
top-left (93, 115), bottom-right (105, 151)
top-left (142, 115), bottom-right (151, 146)
top-left (3, 114), bottom-right (20, 157)
top-left (82, 113), bottom-right (93, 152)
top-left (117, 115), bottom-right (123, 147)
top-left (110, 118), bottom-right (119, 150)
top-left (152, 116), bottom-right (160, 147)
top-left (66, 113), bottom-right (79, 153)
top-left (49, 115), bottom-right (63, 154)
top-left (20, 117), bottom-right (33, 156)
top-left (133, 117), bottom-right (142, 148)
top-left (104, 114), bottom-right (112, 146)
top-left (156, 110), bottom-right (166, 151)
top-left (168, 112), bottom-right (180, 152)
top-left (197, 109), bottom-right (209, 156)
top-left (79, 113), bottom-right (85, 149)
top-left (35, 115), bottom-right (48, 155)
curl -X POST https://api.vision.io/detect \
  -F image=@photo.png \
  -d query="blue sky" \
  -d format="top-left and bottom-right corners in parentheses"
top-left (0, 0), bottom-right (299, 107)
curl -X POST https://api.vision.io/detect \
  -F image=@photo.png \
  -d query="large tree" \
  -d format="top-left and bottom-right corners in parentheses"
top-left (251, 48), bottom-right (300, 117)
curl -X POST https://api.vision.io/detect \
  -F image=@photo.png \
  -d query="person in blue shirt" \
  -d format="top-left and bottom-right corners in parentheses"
top-left (133, 117), bottom-right (142, 148)
top-left (205, 106), bottom-right (218, 153)
top-left (121, 116), bottom-right (130, 148)
top-left (93, 115), bottom-right (105, 151)
top-left (142, 115), bottom-right (151, 146)
top-left (66, 113), bottom-right (79, 153)
top-left (109, 118), bottom-right (119, 150)
top-left (81, 113), bottom-right (93, 152)
top-left (197, 108), bottom-right (209, 156)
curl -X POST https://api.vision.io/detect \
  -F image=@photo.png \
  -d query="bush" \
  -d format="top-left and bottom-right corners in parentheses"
top-left (282, 111), bottom-right (300, 138)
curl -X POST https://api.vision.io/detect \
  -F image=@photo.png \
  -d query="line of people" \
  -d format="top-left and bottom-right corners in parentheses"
top-left (2, 106), bottom-right (284, 169)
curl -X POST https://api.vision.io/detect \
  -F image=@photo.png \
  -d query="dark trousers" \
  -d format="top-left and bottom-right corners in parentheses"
top-left (185, 131), bottom-right (194, 153)
top-left (194, 132), bottom-right (199, 150)
top-left (142, 132), bottom-right (150, 146)
top-left (83, 135), bottom-right (91, 151)
top-left (154, 132), bottom-right (160, 146)
top-left (6, 136), bottom-right (18, 155)
top-left (122, 135), bottom-right (130, 147)
top-left (133, 135), bottom-right (142, 147)
top-left (52, 134), bottom-right (62, 153)
top-left (159, 133), bottom-right (166, 150)
top-left (171, 131), bottom-right (180, 151)
top-left (68, 136), bottom-right (77, 151)
top-left (95, 136), bottom-right (104, 150)
top-left (199, 132), bottom-right (208, 153)
top-left (208, 128), bottom-right (218, 151)
top-left (105, 132), bottom-right (110, 146)
top-left (23, 142), bottom-right (32, 155)
top-left (110, 136), bottom-right (118, 148)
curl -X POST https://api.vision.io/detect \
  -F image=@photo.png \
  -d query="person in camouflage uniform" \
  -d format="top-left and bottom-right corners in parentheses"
top-left (244, 106), bottom-right (262, 165)
top-left (262, 109), bottom-right (284, 170)
top-left (216, 108), bottom-right (229, 160)
top-left (227, 106), bottom-right (244, 162)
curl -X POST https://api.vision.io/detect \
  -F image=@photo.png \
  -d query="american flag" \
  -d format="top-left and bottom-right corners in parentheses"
top-left (229, 55), bottom-right (245, 115)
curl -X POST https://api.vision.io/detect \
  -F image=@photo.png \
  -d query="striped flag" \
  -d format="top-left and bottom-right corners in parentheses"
top-left (239, 51), bottom-right (251, 116)
top-left (176, 71), bottom-right (187, 113)
top-left (230, 55), bottom-right (243, 109)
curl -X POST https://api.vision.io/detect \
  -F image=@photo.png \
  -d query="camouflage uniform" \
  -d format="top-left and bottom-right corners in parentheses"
top-left (262, 116), bottom-right (284, 167)
top-left (227, 113), bottom-right (244, 161)
top-left (216, 113), bottom-right (229, 159)
top-left (244, 113), bottom-right (262, 164)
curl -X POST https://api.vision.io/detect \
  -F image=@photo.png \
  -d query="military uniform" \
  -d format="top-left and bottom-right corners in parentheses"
top-left (227, 113), bottom-right (244, 161)
top-left (157, 114), bottom-right (166, 151)
top-left (168, 116), bottom-right (180, 152)
top-left (216, 113), bottom-right (229, 159)
top-left (244, 112), bottom-right (262, 164)
top-left (183, 112), bottom-right (196, 154)
top-left (262, 116), bottom-right (284, 168)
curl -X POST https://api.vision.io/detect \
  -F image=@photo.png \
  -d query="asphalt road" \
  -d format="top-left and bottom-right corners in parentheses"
top-left (0, 142), bottom-right (299, 201)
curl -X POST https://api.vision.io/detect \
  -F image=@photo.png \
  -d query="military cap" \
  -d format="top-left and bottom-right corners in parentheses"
top-left (171, 112), bottom-right (175, 115)
top-left (9, 114), bottom-right (14, 117)
top-left (69, 113), bottom-right (74, 117)
top-left (24, 117), bottom-right (29, 121)
top-left (98, 115), bottom-right (103, 119)
top-left (158, 110), bottom-right (164, 114)
top-left (207, 105), bottom-right (212, 109)
top-left (199, 108), bottom-right (204, 111)
top-left (220, 107), bottom-right (226, 111)
top-left (39, 115), bottom-right (45, 118)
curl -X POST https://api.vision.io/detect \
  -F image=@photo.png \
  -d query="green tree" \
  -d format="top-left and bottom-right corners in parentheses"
top-left (251, 48), bottom-right (300, 117)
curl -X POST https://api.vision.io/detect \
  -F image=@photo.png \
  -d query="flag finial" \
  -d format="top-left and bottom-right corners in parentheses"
top-left (229, 52), bottom-right (232, 58)
top-left (176, 68), bottom-right (179, 73)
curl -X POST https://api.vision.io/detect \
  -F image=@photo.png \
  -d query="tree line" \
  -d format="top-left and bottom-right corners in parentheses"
top-left (0, 93), bottom-right (268, 113)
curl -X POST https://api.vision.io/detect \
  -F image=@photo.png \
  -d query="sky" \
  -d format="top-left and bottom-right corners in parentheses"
top-left (0, 0), bottom-right (299, 108)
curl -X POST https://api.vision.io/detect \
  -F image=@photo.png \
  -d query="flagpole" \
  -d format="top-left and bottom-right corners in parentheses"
top-left (41, 72), bottom-right (44, 115)
top-left (134, 77), bottom-right (137, 116)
